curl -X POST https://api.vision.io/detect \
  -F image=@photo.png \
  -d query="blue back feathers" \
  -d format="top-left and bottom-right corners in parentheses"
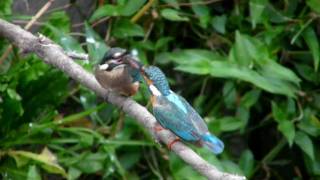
top-left (144, 66), bottom-right (170, 96)
top-left (166, 93), bottom-right (187, 113)
top-left (145, 66), bottom-right (224, 154)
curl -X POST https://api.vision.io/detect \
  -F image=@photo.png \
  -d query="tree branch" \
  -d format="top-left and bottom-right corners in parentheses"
top-left (0, 18), bottom-right (245, 180)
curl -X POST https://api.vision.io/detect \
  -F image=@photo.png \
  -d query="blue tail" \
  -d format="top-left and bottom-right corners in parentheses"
top-left (201, 133), bottom-right (224, 154)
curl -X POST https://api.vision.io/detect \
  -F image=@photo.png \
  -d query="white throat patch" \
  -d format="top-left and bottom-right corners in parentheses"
top-left (99, 64), bottom-right (109, 70)
top-left (149, 85), bottom-right (161, 96)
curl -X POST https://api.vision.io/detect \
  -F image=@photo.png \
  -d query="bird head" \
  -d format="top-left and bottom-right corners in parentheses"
top-left (143, 66), bottom-right (170, 96)
top-left (98, 47), bottom-right (129, 71)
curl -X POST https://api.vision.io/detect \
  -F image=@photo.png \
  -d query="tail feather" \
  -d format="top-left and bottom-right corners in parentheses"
top-left (201, 133), bottom-right (224, 154)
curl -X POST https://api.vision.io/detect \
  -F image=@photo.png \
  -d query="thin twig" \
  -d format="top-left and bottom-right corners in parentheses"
top-left (0, 0), bottom-right (55, 65)
top-left (0, 19), bottom-right (246, 180)
top-left (131, 0), bottom-right (156, 23)
top-left (25, 0), bottom-right (55, 30)
top-left (92, 16), bottom-right (110, 27)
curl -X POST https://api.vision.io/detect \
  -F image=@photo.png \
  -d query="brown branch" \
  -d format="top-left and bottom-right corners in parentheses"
top-left (0, 18), bottom-right (246, 180)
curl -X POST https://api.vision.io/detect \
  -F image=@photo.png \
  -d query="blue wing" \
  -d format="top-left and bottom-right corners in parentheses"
top-left (177, 94), bottom-right (224, 154)
top-left (153, 96), bottom-right (200, 142)
top-left (176, 94), bottom-right (209, 134)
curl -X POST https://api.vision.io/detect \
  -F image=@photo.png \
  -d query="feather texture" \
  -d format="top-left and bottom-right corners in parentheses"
top-left (145, 66), bottom-right (224, 154)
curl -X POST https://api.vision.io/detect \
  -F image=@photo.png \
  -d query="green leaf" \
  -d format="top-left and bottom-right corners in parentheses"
top-left (278, 121), bottom-right (295, 146)
top-left (211, 15), bottom-right (227, 34)
top-left (161, 9), bottom-right (189, 21)
top-left (8, 147), bottom-right (67, 177)
top-left (44, 24), bottom-right (84, 53)
top-left (74, 152), bottom-right (108, 173)
top-left (307, 0), bottom-right (320, 14)
top-left (170, 154), bottom-right (206, 180)
top-left (190, 0), bottom-right (210, 28)
top-left (236, 106), bottom-right (250, 131)
top-left (162, 0), bottom-right (179, 9)
top-left (209, 61), bottom-right (298, 97)
top-left (7, 88), bottom-right (22, 101)
top-left (240, 89), bottom-right (261, 109)
top-left (264, 4), bottom-right (291, 23)
top-left (219, 117), bottom-right (243, 132)
top-left (302, 27), bottom-right (320, 71)
top-left (271, 101), bottom-right (287, 123)
top-left (230, 31), bottom-right (254, 66)
top-left (249, 0), bottom-right (267, 28)
top-left (67, 167), bottom-right (82, 180)
top-left (294, 131), bottom-right (315, 160)
top-left (155, 37), bottom-right (174, 50)
top-left (90, 0), bottom-right (147, 22)
top-left (120, 0), bottom-right (147, 16)
top-left (43, 12), bottom-right (71, 33)
top-left (85, 23), bottom-right (108, 64)
top-left (222, 81), bottom-right (237, 108)
top-left (221, 160), bottom-right (244, 175)
top-left (112, 19), bottom-right (144, 38)
top-left (239, 150), bottom-right (255, 177)
top-left (169, 48), bottom-right (299, 96)
top-left (90, 4), bottom-right (121, 21)
top-left (27, 166), bottom-right (41, 180)
top-left (294, 63), bottom-right (318, 83)
top-left (0, 0), bottom-right (12, 17)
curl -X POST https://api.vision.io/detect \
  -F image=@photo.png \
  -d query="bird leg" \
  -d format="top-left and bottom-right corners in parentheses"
top-left (153, 123), bottom-right (164, 132)
top-left (167, 137), bottom-right (180, 150)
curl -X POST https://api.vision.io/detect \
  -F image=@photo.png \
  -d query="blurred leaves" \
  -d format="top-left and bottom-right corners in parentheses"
top-left (85, 23), bottom-right (108, 64)
top-left (302, 27), bottom-right (320, 71)
top-left (90, 0), bottom-right (147, 22)
top-left (111, 19), bottom-right (144, 38)
top-left (166, 33), bottom-right (301, 97)
top-left (306, 0), bottom-right (320, 14)
top-left (294, 131), bottom-right (315, 160)
top-left (249, 0), bottom-right (267, 29)
top-left (161, 9), bottom-right (189, 21)
top-left (0, 0), bottom-right (12, 18)
top-left (8, 147), bottom-right (67, 177)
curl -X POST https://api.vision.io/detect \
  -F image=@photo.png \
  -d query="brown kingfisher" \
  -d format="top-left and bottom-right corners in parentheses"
top-left (94, 47), bottom-right (142, 96)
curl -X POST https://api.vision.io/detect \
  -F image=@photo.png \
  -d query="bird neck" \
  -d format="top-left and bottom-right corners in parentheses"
top-left (146, 79), bottom-right (171, 96)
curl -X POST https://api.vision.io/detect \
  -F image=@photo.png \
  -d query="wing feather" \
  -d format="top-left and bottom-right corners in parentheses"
top-left (153, 96), bottom-right (200, 141)
top-left (177, 95), bottom-right (209, 133)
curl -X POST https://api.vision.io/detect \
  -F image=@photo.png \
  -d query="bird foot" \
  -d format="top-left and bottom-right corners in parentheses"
top-left (153, 123), bottom-right (164, 132)
top-left (167, 137), bottom-right (180, 150)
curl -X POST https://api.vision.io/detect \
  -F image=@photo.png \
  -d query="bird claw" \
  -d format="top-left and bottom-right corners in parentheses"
top-left (153, 123), bottom-right (164, 132)
top-left (167, 137), bottom-right (180, 150)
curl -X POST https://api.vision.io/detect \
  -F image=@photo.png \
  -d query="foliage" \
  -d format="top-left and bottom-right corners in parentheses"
top-left (0, 0), bottom-right (320, 179)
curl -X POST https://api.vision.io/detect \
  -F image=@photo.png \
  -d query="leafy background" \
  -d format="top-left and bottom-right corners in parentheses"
top-left (0, 0), bottom-right (320, 179)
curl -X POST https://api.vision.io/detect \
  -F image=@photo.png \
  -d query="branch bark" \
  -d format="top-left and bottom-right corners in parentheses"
top-left (0, 18), bottom-right (246, 180)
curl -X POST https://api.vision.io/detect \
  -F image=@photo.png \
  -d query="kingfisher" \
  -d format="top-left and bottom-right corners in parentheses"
top-left (94, 47), bottom-right (141, 96)
top-left (140, 66), bottom-right (224, 154)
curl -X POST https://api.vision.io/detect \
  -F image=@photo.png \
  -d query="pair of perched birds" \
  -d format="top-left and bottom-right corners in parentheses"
top-left (94, 48), bottom-right (224, 154)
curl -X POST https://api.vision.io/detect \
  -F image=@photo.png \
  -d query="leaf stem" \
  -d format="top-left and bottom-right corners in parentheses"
top-left (131, 0), bottom-right (156, 23)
